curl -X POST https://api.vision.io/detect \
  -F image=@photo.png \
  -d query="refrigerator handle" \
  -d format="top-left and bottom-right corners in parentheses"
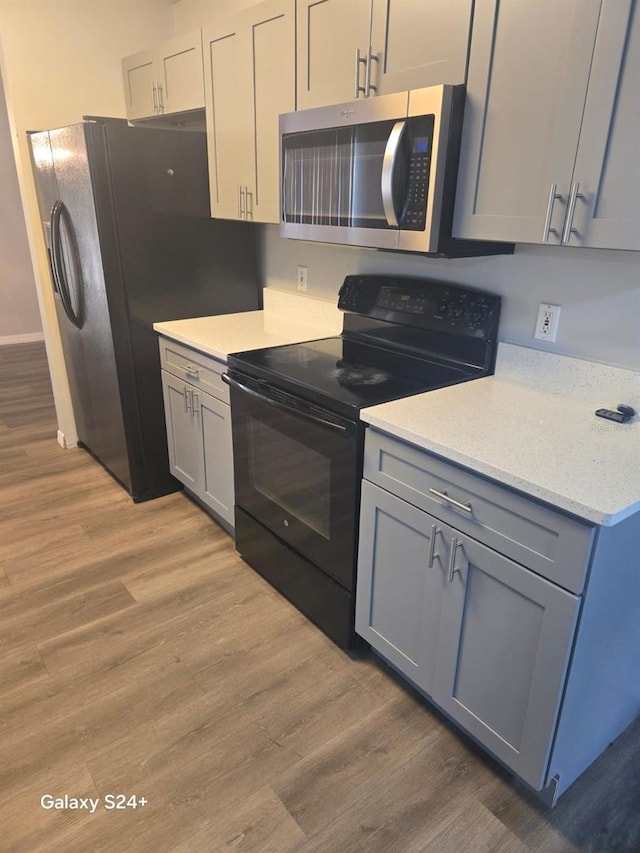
top-left (50, 200), bottom-right (84, 329)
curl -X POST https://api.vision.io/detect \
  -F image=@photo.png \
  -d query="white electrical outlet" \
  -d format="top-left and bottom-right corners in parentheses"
top-left (297, 265), bottom-right (308, 292)
top-left (534, 303), bottom-right (561, 342)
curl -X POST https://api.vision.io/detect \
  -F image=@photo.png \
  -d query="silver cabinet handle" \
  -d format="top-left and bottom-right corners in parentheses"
top-left (429, 487), bottom-right (472, 514)
top-left (381, 120), bottom-right (407, 228)
top-left (185, 364), bottom-right (199, 379)
top-left (245, 186), bottom-right (252, 220)
top-left (185, 386), bottom-right (192, 413)
top-left (239, 185), bottom-right (246, 219)
top-left (447, 537), bottom-right (462, 583)
top-left (192, 391), bottom-right (200, 414)
top-left (365, 45), bottom-right (378, 97)
top-left (354, 48), bottom-right (367, 98)
top-left (542, 184), bottom-right (563, 242)
top-left (427, 524), bottom-right (441, 569)
top-left (562, 181), bottom-right (584, 244)
top-left (157, 83), bottom-right (164, 113)
top-left (152, 82), bottom-right (158, 113)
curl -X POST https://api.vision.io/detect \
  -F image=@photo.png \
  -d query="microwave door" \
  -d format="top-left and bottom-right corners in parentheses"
top-left (381, 120), bottom-right (408, 228)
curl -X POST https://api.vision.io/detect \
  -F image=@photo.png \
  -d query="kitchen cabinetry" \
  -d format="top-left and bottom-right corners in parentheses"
top-left (122, 31), bottom-right (205, 122)
top-left (356, 427), bottom-right (640, 802)
top-left (297, 0), bottom-right (472, 109)
top-left (203, 0), bottom-right (295, 223)
top-left (159, 337), bottom-right (234, 532)
top-left (453, 0), bottom-right (640, 250)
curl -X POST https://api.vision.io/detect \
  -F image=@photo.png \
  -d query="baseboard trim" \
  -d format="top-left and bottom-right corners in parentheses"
top-left (0, 332), bottom-right (45, 346)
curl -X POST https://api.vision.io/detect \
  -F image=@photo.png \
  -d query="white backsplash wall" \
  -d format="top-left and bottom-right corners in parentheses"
top-left (261, 225), bottom-right (640, 371)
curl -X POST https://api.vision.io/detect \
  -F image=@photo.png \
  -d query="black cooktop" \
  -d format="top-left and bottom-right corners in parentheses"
top-left (228, 336), bottom-right (475, 417)
top-left (228, 275), bottom-right (501, 419)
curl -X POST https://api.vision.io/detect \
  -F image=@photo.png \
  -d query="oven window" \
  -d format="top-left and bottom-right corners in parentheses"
top-left (248, 418), bottom-right (331, 538)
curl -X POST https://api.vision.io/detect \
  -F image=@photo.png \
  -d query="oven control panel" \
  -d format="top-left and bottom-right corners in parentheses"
top-left (339, 275), bottom-right (501, 339)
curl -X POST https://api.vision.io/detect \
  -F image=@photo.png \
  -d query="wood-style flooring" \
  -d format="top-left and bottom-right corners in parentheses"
top-left (2, 341), bottom-right (640, 853)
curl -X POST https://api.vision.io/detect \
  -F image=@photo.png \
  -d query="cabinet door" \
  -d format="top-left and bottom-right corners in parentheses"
top-left (196, 388), bottom-right (235, 527)
top-left (355, 482), bottom-right (448, 693)
top-left (370, 0), bottom-right (471, 95)
top-left (432, 533), bottom-right (579, 791)
top-left (122, 49), bottom-right (157, 120)
top-left (161, 371), bottom-right (201, 491)
top-left (249, 0), bottom-right (296, 223)
top-left (157, 30), bottom-right (205, 115)
top-left (296, 0), bottom-right (373, 109)
top-left (566, 0), bottom-right (639, 250)
top-left (203, 20), bottom-right (254, 219)
top-left (452, 0), bottom-right (602, 245)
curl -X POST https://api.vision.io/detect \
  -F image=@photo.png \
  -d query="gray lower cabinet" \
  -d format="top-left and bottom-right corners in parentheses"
top-left (357, 428), bottom-right (640, 802)
top-left (159, 337), bottom-right (234, 532)
top-left (357, 480), bottom-right (579, 791)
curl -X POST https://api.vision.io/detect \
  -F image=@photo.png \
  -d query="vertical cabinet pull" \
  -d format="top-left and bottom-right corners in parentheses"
top-left (185, 387), bottom-right (193, 413)
top-left (192, 392), bottom-right (200, 414)
top-left (157, 83), bottom-right (164, 113)
top-left (245, 186), bottom-right (252, 220)
top-left (239, 185), bottom-right (246, 219)
top-left (427, 525), bottom-right (441, 568)
top-left (562, 181), bottom-right (584, 244)
top-left (542, 184), bottom-right (564, 242)
top-left (152, 82), bottom-right (158, 113)
top-left (447, 537), bottom-right (463, 583)
top-left (354, 48), bottom-right (367, 97)
top-left (365, 46), bottom-right (378, 97)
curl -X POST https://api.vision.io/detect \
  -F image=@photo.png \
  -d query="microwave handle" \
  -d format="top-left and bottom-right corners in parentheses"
top-left (381, 120), bottom-right (407, 228)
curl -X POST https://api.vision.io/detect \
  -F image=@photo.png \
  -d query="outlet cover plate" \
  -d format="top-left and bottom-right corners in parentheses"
top-left (534, 303), bottom-right (561, 342)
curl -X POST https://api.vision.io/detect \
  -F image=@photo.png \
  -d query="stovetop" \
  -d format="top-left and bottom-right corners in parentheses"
top-left (228, 335), bottom-right (476, 418)
top-left (228, 275), bottom-right (501, 419)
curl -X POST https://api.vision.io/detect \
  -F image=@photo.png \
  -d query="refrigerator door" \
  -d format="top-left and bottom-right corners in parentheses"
top-left (46, 124), bottom-right (131, 490)
top-left (86, 121), bottom-right (260, 500)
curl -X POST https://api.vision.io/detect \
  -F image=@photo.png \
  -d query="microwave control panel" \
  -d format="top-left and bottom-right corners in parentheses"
top-left (401, 148), bottom-right (430, 230)
top-left (399, 117), bottom-right (435, 231)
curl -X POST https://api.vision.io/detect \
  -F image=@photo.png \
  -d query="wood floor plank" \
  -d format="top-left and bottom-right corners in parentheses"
top-left (2, 341), bottom-right (640, 853)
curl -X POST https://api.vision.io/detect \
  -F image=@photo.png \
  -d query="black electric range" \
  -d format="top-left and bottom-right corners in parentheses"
top-left (224, 275), bottom-right (501, 649)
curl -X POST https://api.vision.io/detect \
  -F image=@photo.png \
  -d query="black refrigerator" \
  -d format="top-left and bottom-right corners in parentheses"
top-left (29, 117), bottom-right (261, 502)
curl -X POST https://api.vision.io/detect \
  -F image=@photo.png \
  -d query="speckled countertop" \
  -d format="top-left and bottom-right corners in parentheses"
top-left (362, 344), bottom-right (640, 526)
top-left (153, 289), bottom-right (343, 361)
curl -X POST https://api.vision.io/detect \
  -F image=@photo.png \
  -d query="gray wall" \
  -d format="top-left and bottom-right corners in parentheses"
top-left (0, 71), bottom-right (41, 342)
top-left (261, 226), bottom-right (640, 371)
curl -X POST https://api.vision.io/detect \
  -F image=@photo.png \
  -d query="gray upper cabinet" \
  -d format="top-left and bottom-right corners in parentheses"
top-left (565, 0), bottom-right (640, 249)
top-left (453, 0), bottom-right (638, 250)
top-left (204, 0), bottom-right (296, 223)
top-left (370, 0), bottom-right (472, 96)
top-left (296, 0), bottom-right (471, 109)
top-left (122, 31), bottom-right (205, 121)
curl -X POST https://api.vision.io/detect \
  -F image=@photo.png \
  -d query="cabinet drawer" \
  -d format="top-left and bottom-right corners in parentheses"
top-left (364, 429), bottom-right (594, 594)
top-left (159, 337), bottom-right (229, 404)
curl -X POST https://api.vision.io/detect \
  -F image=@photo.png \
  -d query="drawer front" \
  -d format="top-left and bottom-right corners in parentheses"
top-left (158, 337), bottom-right (229, 404)
top-left (364, 429), bottom-right (594, 594)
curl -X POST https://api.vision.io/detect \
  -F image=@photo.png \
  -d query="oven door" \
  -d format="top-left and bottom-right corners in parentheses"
top-left (225, 372), bottom-right (360, 591)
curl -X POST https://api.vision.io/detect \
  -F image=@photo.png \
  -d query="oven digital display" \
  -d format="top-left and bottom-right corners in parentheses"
top-left (376, 286), bottom-right (427, 315)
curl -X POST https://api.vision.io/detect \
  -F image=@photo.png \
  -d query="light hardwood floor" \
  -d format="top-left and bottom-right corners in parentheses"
top-left (2, 341), bottom-right (640, 852)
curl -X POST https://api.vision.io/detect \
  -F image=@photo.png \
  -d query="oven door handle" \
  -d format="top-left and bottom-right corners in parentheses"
top-left (222, 373), bottom-right (353, 436)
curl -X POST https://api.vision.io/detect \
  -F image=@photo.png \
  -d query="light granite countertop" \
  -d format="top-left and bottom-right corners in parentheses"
top-left (153, 289), bottom-right (343, 362)
top-left (362, 345), bottom-right (640, 527)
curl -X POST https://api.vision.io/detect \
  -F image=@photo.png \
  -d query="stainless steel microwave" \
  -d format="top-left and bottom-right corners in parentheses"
top-left (280, 84), bottom-right (502, 257)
